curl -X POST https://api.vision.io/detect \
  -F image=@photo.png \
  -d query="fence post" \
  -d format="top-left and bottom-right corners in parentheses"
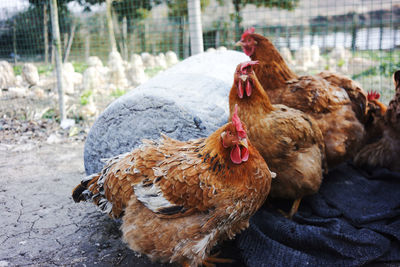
top-left (106, 0), bottom-right (117, 52)
top-left (379, 16), bottom-right (384, 50)
top-left (187, 0), bottom-right (204, 55)
top-left (286, 26), bottom-right (291, 50)
top-left (299, 25), bottom-right (304, 47)
top-left (351, 13), bottom-right (358, 52)
top-left (13, 19), bottom-right (17, 64)
top-left (50, 0), bottom-right (65, 122)
top-left (84, 28), bottom-right (90, 60)
top-left (43, 4), bottom-right (49, 64)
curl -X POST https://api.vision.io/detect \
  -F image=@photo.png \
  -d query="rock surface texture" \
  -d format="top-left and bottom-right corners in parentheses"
top-left (84, 50), bottom-right (248, 174)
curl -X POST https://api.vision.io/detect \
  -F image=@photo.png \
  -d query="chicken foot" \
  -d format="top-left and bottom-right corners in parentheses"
top-left (278, 198), bottom-right (302, 219)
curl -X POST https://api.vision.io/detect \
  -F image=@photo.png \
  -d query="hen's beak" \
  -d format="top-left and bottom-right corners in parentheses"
top-left (239, 138), bottom-right (248, 149)
top-left (235, 41), bottom-right (244, 47)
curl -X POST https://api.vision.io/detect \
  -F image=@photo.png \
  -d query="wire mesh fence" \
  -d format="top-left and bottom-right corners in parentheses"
top-left (0, 0), bottom-right (399, 102)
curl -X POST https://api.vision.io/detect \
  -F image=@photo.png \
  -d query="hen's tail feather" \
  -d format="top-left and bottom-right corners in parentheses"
top-left (72, 173), bottom-right (100, 203)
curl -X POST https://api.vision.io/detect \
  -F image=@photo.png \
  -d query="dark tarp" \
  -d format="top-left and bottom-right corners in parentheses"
top-left (236, 163), bottom-right (400, 267)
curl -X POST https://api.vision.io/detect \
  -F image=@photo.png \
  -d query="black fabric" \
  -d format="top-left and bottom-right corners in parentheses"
top-left (237, 163), bottom-right (400, 267)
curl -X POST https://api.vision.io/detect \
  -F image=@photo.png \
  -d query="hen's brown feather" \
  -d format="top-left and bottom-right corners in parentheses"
top-left (229, 66), bottom-right (326, 201)
top-left (317, 71), bottom-right (367, 123)
top-left (72, 123), bottom-right (272, 266)
top-left (245, 33), bottom-right (366, 167)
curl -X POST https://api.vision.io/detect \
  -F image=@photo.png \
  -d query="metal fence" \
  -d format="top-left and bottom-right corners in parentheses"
top-left (1, 0), bottom-right (400, 101)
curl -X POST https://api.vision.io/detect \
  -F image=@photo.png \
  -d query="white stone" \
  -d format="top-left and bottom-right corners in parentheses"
top-left (15, 75), bottom-right (24, 87)
top-left (32, 86), bottom-right (45, 99)
top-left (80, 97), bottom-right (98, 119)
top-left (329, 46), bottom-right (351, 62)
top-left (63, 63), bottom-right (82, 87)
top-left (61, 74), bottom-right (75, 95)
top-left (46, 133), bottom-right (63, 144)
top-left (22, 63), bottom-right (39, 86)
top-left (60, 118), bottom-right (75, 130)
top-left (217, 46), bottom-right (227, 51)
top-left (295, 46), bottom-right (314, 71)
top-left (51, 63), bottom-right (83, 95)
top-left (165, 51), bottom-right (179, 67)
top-left (82, 67), bottom-right (107, 93)
top-left (0, 61), bottom-right (15, 89)
top-left (141, 53), bottom-right (156, 68)
top-left (154, 53), bottom-right (167, 69)
top-left (87, 56), bottom-right (103, 68)
top-left (108, 51), bottom-right (129, 89)
top-left (131, 54), bottom-right (144, 68)
top-left (126, 64), bottom-right (148, 87)
top-left (280, 47), bottom-right (294, 65)
top-left (8, 87), bottom-right (27, 97)
top-left (63, 62), bottom-right (75, 73)
top-left (348, 57), bottom-right (376, 75)
top-left (310, 45), bottom-right (320, 65)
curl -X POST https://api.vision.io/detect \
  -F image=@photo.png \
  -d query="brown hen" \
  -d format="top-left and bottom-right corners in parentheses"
top-left (236, 28), bottom-right (367, 168)
top-left (363, 90), bottom-right (387, 144)
top-left (354, 70), bottom-right (400, 171)
top-left (72, 110), bottom-right (272, 267)
top-left (229, 61), bottom-right (326, 218)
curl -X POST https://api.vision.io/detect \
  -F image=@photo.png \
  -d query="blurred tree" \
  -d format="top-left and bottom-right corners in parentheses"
top-left (76, 0), bottom-right (162, 54)
top-left (166, 0), bottom-right (209, 57)
top-left (218, 0), bottom-right (300, 41)
top-left (0, 0), bottom-right (74, 60)
top-left (29, 0), bottom-right (74, 34)
top-left (77, 0), bottom-right (161, 22)
top-left (166, 0), bottom-right (209, 18)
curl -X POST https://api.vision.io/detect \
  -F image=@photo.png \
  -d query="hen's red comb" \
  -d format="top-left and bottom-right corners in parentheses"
top-left (232, 104), bottom-right (247, 138)
top-left (241, 27), bottom-right (255, 41)
top-left (367, 90), bottom-right (381, 101)
top-left (240, 60), bottom-right (259, 72)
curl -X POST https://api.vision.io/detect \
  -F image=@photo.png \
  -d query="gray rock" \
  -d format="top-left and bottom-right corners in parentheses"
top-left (84, 50), bottom-right (249, 175)
top-left (22, 63), bottom-right (39, 86)
top-left (0, 61), bottom-right (15, 89)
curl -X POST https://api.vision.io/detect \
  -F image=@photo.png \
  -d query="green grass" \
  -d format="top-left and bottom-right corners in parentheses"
top-left (80, 90), bottom-right (93, 105)
top-left (352, 61), bottom-right (400, 80)
top-left (37, 65), bottom-right (53, 75)
top-left (337, 58), bottom-right (345, 68)
top-left (110, 88), bottom-right (127, 98)
top-left (13, 65), bottom-right (22, 75)
top-left (13, 64), bottom-right (53, 76)
top-left (72, 61), bottom-right (89, 74)
top-left (41, 108), bottom-right (60, 122)
top-left (145, 66), bottom-right (164, 78)
top-left (353, 50), bottom-right (400, 62)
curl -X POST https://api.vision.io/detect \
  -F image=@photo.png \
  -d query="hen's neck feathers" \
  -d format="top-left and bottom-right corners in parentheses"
top-left (250, 34), bottom-right (297, 89)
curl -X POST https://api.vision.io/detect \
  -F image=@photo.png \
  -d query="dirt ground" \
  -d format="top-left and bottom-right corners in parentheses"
top-left (0, 140), bottom-right (168, 267)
